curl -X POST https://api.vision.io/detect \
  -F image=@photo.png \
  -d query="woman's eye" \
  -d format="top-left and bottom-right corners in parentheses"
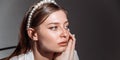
top-left (65, 26), bottom-right (69, 30)
top-left (49, 26), bottom-right (58, 31)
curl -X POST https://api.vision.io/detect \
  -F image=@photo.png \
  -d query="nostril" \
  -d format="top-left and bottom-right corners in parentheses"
top-left (60, 28), bottom-right (69, 38)
top-left (63, 33), bottom-right (68, 38)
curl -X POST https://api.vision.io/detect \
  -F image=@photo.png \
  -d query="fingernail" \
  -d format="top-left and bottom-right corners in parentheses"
top-left (73, 34), bottom-right (75, 37)
top-left (68, 29), bottom-right (70, 32)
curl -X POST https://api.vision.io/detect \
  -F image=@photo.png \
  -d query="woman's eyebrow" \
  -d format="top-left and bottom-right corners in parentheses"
top-left (64, 21), bottom-right (69, 24)
top-left (47, 22), bottom-right (59, 25)
top-left (47, 21), bottom-right (69, 25)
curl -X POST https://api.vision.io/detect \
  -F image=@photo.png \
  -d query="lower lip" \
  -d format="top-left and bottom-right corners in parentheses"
top-left (58, 42), bottom-right (68, 46)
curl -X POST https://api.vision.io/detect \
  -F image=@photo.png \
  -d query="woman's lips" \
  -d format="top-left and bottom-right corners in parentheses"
top-left (58, 41), bottom-right (68, 46)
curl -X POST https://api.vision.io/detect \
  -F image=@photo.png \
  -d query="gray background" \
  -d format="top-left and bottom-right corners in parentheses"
top-left (0, 0), bottom-right (120, 60)
top-left (0, 0), bottom-right (34, 58)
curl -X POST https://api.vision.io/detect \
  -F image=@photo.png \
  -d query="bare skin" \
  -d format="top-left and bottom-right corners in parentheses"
top-left (27, 10), bottom-right (76, 60)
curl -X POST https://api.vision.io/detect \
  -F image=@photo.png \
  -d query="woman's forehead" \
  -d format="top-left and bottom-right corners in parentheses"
top-left (42, 10), bottom-right (68, 25)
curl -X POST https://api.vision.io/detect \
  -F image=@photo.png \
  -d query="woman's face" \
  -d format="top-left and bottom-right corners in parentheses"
top-left (36, 10), bottom-right (70, 53)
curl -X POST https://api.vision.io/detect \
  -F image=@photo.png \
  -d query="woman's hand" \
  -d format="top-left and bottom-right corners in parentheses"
top-left (54, 31), bottom-right (76, 60)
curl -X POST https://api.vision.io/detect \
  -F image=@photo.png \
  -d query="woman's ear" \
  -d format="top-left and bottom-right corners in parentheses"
top-left (27, 28), bottom-right (38, 41)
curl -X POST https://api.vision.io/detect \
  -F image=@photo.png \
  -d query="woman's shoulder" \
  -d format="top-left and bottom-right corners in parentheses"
top-left (10, 51), bottom-right (34, 60)
top-left (10, 50), bottom-right (79, 60)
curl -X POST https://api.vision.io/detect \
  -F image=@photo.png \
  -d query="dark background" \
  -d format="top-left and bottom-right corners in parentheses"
top-left (58, 0), bottom-right (120, 60)
top-left (65, 0), bottom-right (120, 60)
top-left (0, 0), bottom-right (120, 60)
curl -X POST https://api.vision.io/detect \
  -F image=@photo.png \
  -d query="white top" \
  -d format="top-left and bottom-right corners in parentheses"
top-left (10, 50), bottom-right (79, 60)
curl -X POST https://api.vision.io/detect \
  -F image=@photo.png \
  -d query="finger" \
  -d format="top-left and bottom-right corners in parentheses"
top-left (68, 31), bottom-right (73, 40)
top-left (71, 34), bottom-right (76, 50)
top-left (65, 30), bottom-right (73, 52)
top-left (69, 34), bottom-right (76, 60)
top-left (68, 29), bottom-right (74, 41)
top-left (65, 37), bottom-right (73, 54)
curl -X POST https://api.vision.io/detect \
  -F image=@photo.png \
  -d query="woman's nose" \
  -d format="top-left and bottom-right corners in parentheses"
top-left (60, 28), bottom-right (68, 38)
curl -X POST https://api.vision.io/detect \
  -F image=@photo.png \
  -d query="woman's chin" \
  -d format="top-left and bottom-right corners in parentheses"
top-left (55, 47), bottom-right (67, 53)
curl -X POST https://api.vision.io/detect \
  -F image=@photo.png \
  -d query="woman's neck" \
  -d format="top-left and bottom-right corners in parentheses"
top-left (33, 44), bottom-right (54, 60)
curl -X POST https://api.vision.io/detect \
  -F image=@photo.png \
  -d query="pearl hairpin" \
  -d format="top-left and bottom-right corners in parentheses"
top-left (27, 0), bottom-right (57, 29)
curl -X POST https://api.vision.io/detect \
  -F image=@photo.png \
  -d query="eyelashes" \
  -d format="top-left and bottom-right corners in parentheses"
top-left (49, 26), bottom-right (58, 31)
top-left (49, 25), bottom-right (69, 31)
top-left (65, 25), bottom-right (69, 30)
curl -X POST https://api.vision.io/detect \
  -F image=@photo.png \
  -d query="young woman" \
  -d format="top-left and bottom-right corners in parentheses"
top-left (5, 0), bottom-right (79, 60)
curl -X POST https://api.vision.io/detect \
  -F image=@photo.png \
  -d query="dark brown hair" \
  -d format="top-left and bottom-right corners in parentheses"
top-left (5, 2), bottom-right (67, 60)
